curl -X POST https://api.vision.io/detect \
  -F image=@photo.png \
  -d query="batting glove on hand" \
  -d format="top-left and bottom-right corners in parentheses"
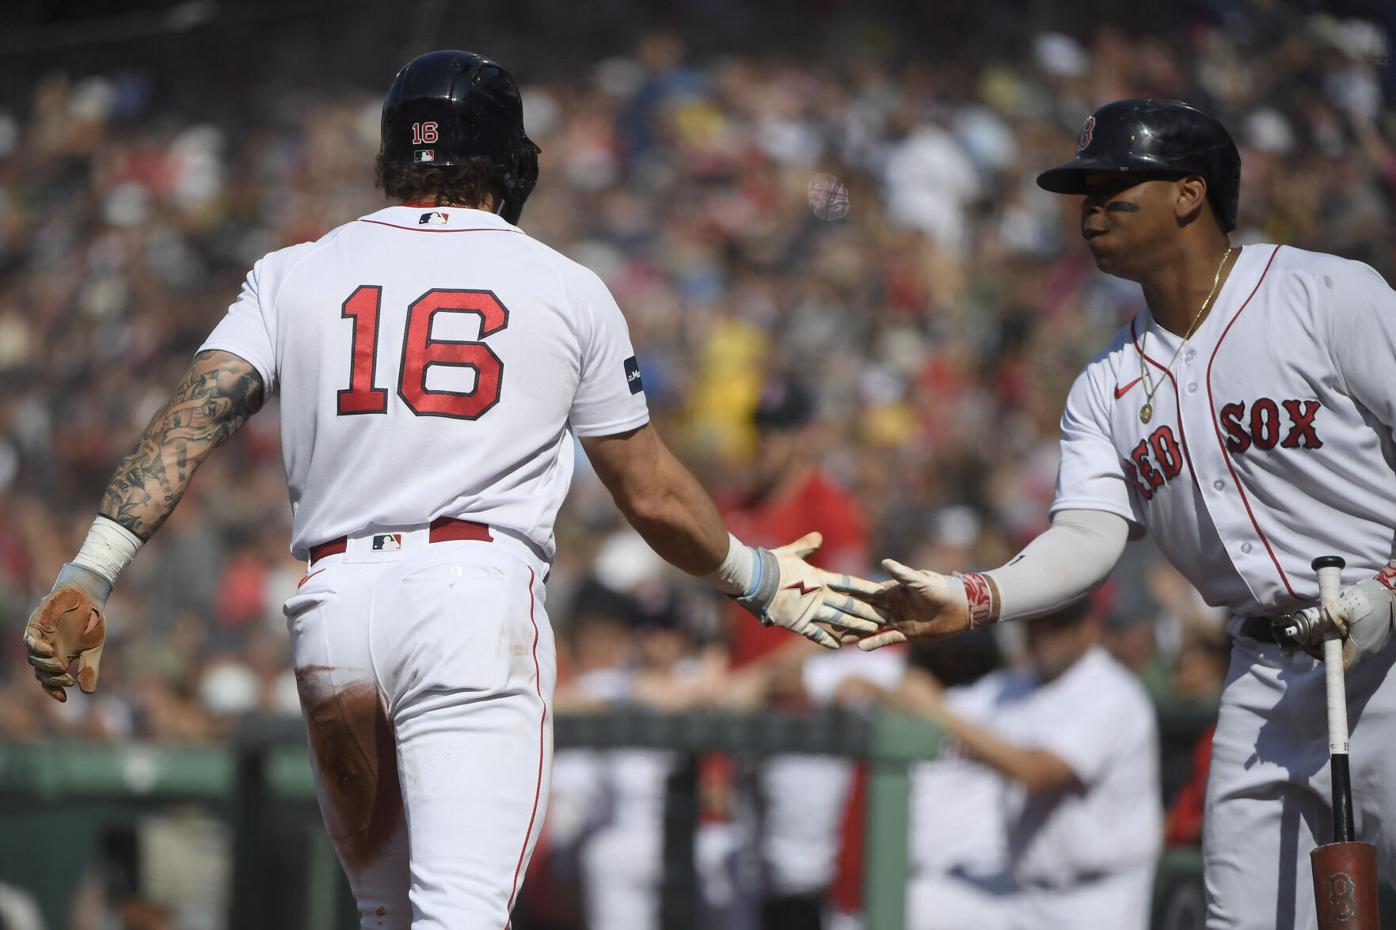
top-left (826, 560), bottom-right (972, 651)
top-left (734, 532), bottom-right (881, 650)
top-left (23, 563), bottom-right (111, 702)
top-left (1287, 567), bottom-right (1396, 670)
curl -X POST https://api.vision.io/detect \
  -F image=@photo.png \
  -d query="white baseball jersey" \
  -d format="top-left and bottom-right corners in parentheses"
top-left (1053, 244), bottom-right (1396, 621)
top-left (909, 683), bottom-right (1008, 876)
top-left (200, 205), bottom-right (650, 561)
top-left (965, 647), bottom-right (1161, 888)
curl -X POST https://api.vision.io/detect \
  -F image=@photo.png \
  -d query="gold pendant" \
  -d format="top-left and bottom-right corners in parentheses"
top-left (1140, 403), bottom-right (1153, 424)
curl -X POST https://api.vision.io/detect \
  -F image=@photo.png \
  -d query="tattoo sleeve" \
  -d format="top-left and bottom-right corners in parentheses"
top-left (99, 350), bottom-right (266, 540)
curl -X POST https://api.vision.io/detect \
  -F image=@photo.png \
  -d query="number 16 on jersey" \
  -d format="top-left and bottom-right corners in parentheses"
top-left (337, 286), bottom-right (510, 420)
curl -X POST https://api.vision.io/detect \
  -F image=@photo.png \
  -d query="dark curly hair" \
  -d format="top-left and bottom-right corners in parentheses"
top-left (375, 152), bottom-right (504, 208)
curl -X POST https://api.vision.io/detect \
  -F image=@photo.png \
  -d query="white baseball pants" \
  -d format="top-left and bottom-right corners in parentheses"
top-left (283, 530), bottom-right (555, 930)
top-left (1204, 636), bottom-right (1396, 929)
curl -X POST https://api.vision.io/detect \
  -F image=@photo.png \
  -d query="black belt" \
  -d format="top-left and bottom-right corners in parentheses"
top-left (1238, 612), bottom-right (1319, 648)
top-left (1237, 616), bottom-right (1282, 644)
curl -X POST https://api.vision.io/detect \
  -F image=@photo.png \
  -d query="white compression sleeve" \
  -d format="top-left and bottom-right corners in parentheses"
top-left (983, 509), bottom-right (1129, 622)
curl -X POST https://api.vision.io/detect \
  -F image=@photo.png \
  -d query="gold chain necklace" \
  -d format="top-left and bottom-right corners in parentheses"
top-left (1137, 246), bottom-right (1234, 424)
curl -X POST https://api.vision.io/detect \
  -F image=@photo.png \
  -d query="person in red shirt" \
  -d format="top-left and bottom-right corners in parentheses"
top-left (717, 378), bottom-right (872, 930)
top-left (722, 379), bottom-right (869, 672)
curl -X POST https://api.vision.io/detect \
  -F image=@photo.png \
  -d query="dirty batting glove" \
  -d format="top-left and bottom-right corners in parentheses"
top-left (23, 563), bottom-right (112, 703)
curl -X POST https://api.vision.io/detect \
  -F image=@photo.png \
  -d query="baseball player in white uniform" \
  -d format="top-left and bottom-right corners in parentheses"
top-left (21, 51), bottom-right (876, 930)
top-left (896, 600), bottom-right (1161, 930)
top-left (832, 98), bottom-right (1396, 930)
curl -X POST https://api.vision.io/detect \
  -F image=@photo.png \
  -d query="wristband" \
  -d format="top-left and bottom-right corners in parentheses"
top-left (1376, 561), bottom-right (1396, 594)
top-left (72, 515), bottom-right (143, 586)
top-left (705, 533), bottom-right (758, 595)
top-left (955, 571), bottom-right (1000, 628)
top-left (734, 548), bottom-right (781, 625)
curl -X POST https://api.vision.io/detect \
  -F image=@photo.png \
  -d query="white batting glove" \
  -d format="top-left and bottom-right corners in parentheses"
top-left (733, 532), bottom-right (881, 650)
top-left (827, 559), bottom-right (980, 651)
top-left (1285, 566), bottom-right (1396, 670)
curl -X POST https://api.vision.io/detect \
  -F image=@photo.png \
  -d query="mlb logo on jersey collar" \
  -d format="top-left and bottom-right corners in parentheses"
top-left (419, 211), bottom-right (449, 226)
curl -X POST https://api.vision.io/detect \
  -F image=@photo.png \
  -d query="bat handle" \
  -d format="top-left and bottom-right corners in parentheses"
top-left (1313, 555), bottom-right (1354, 844)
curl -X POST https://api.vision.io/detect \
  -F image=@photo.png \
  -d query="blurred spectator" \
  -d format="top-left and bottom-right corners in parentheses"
top-left (545, 534), bottom-right (737, 930)
top-left (886, 598), bottom-right (1162, 930)
top-left (899, 629), bottom-right (1016, 930)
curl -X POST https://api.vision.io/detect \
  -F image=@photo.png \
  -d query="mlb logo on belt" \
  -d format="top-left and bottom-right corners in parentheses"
top-left (372, 533), bottom-right (404, 551)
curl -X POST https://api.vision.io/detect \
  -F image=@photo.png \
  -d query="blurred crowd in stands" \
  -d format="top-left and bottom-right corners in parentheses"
top-left (0, 0), bottom-right (1392, 925)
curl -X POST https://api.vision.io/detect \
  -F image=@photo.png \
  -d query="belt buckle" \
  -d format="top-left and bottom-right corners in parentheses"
top-left (1269, 613), bottom-right (1305, 654)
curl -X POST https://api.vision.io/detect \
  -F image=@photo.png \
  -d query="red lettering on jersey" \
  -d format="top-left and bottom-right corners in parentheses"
top-left (1149, 425), bottom-right (1184, 479)
top-left (1130, 439), bottom-right (1164, 493)
top-left (399, 289), bottom-right (510, 420)
top-left (1250, 398), bottom-right (1281, 450)
top-left (1124, 427), bottom-right (1186, 504)
top-left (1219, 398), bottom-right (1324, 453)
top-left (337, 285), bottom-right (390, 415)
top-left (1280, 400), bottom-right (1323, 449)
top-left (334, 286), bottom-right (509, 420)
top-left (1220, 402), bottom-right (1250, 453)
top-left (1121, 459), bottom-right (1152, 501)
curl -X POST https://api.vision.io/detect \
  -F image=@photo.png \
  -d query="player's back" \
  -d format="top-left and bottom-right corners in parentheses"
top-left (201, 205), bottom-right (649, 560)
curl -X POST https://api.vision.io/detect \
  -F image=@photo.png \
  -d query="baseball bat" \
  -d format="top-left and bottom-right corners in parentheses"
top-left (1309, 555), bottom-right (1379, 930)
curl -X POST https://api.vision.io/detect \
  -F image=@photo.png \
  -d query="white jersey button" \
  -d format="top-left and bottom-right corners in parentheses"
top-left (1240, 542), bottom-right (1253, 554)
top-left (1187, 382), bottom-right (1198, 393)
top-left (1184, 348), bottom-right (1196, 362)
top-left (1213, 479), bottom-right (1225, 491)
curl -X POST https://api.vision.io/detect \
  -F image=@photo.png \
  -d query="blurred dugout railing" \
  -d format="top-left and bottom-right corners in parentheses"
top-left (1, 706), bottom-right (1229, 930)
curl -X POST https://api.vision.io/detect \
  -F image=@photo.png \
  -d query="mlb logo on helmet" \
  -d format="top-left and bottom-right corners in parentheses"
top-left (372, 533), bottom-right (404, 551)
top-left (1077, 115), bottom-right (1095, 153)
top-left (414, 149), bottom-right (436, 163)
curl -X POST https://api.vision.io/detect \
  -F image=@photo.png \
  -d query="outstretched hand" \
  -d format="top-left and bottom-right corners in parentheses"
top-left (736, 532), bottom-right (884, 650)
top-left (827, 559), bottom-right (973, 651)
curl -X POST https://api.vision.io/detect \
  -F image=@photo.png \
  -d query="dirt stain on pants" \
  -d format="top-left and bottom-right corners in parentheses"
top-left (295, 668), bottom-right (404, 874)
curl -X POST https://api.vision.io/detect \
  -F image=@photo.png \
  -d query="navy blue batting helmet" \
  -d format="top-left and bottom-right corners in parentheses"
top-left (1037, 99), bottom-right (1241, 232)
top-left (380, 50), bottom-right (540, 225)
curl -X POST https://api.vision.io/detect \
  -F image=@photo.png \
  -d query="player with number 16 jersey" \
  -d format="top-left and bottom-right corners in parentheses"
top-left (203, 197), bottom-right (646, 566)
top-left (22, 50), bottom-right (875, 930)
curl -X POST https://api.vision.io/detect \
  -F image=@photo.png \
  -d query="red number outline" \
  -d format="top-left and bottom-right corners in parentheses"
top-left (336, 285), bottom-right (389, 415)
top-left (397, 289), bottom-right (510, 420)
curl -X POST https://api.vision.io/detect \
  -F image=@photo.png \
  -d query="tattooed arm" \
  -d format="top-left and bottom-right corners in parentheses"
top-left (24, 350), bottom-right (265, 701)
top-left (100, 350), bottom-right (266, 539)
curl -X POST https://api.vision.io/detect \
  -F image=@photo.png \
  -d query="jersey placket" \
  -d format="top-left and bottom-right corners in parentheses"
top-left (1174, 247), bottom-right (1292, 610)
